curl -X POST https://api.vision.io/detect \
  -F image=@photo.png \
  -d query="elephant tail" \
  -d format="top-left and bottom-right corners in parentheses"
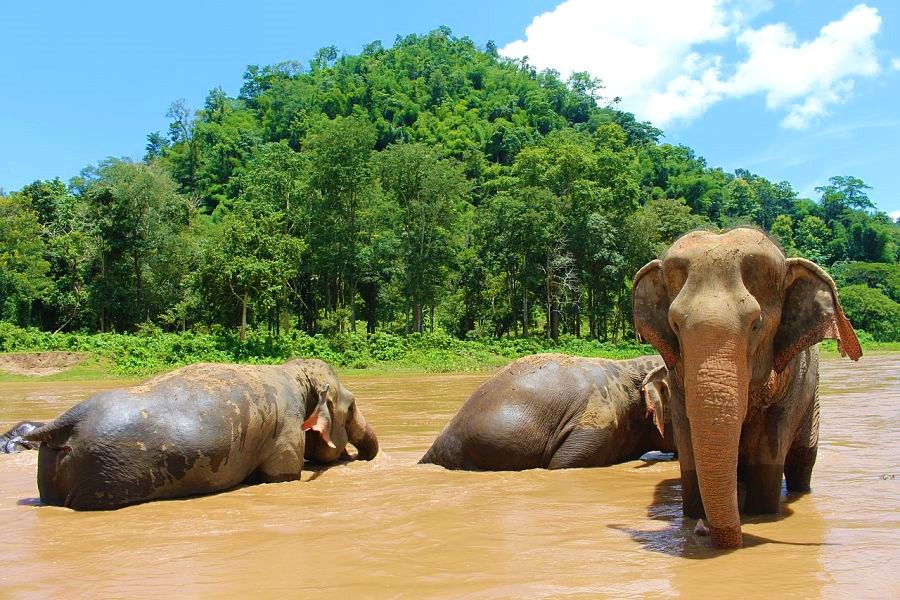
top-left (23, 403), bottom-right (88, 448)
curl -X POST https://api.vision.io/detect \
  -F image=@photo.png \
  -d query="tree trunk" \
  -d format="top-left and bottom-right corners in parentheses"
top-left (550, 295), bottom-right (559, 342)
top-left (572, 281), bottom-right (581, 338)
top-left (404, 303), bottom-right (410, 334)
top-left (240, 289), bottom-right (248, 341)
top-left (522, 289), bottom-right (529, 337)
top-left (522, 256), bottom-right (528, 337)
top-left (588, 287), bottom-right (595, 339)
top-left (133, 250), bottom-right (143, 326)
top-left (349, 279), bottom-right (357, 333)
top-left (413, 303), bottom-right (423, 334)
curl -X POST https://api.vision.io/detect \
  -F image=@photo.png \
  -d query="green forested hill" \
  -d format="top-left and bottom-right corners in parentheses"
top-left (2, 29), bottom-right (898, 345)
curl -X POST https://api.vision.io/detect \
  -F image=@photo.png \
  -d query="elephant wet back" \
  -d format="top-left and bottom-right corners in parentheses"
top-left (420, 354), bottom-right (669, 470)
top-left (36, 365), bottom-right (298, 508)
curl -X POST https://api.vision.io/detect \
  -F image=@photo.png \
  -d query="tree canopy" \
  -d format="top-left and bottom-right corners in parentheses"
top-left (4, 29), bottom-right (898, 341)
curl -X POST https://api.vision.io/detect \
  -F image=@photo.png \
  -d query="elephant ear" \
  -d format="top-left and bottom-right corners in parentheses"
top-left (633, 260), bottom-right (679, 368)
top-left (642, 365), bottom-right (670, 437)
top-left (773, 258), bottom-right (862, 373)
top-left (301, 384), bottom-right (336, 449)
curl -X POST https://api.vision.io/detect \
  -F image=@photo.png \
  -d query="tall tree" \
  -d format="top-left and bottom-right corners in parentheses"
top-left (199, 201), bottom-right (304, 339)
top-left (305, 115), bottom-right (377, 333)
top-left (0, 194), bottom-right (50, 324)
top-left (377, 143), bottom-right (470, 332)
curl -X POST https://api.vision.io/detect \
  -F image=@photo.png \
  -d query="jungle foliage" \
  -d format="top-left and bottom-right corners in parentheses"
top-left (2, 29), bottom-right (898, 346)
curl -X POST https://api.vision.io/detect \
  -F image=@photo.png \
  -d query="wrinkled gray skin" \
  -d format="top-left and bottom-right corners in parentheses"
top-left (1, 421), bottom-right (44, 454)
top-left (24, 359), bottom-right (378, 510)
top-left (419, 354), bottom-right (675, 470)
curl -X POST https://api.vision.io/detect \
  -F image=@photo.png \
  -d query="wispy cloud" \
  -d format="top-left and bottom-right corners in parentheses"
top-left (738, 118), bottom-right (900, 169)
top-left (501, 1), bottom-right (885, 129)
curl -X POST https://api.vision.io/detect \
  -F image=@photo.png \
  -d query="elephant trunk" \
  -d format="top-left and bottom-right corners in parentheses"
top-left (348, 406), bottom-right (379, 461)
top-left (682, 333), bottom-right (748, 549)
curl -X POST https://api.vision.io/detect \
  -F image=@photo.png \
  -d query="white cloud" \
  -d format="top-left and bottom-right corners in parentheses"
top-left (726, 5), bottom-right (881, 128)
top-left (500, 1), bottom-right (884, 129)
top-left (890, 210), bottom-right (900, 222)
top-left (892, 58), bottom-right (900, 71)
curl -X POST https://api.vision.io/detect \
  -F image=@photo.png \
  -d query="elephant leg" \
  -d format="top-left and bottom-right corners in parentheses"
top-left (549, 429), bottom-right (612, 469)
top-left (784, 445), bottom-right (816, 492)
top-left (784, 389), bottom-right (819, 493)
top-left (670, 403), bottom-right (704, 518)
top-left (742, 463), bottom-right (784, 514)
top-left (741, 410), bottom-right (792, 514)
top-left (259, 439), bottom-right (304, 483)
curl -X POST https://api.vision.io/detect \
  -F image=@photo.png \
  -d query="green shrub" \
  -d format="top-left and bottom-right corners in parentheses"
top-left (838, 285), bottom-right (900, 341)
top-left (2, 319), bottom-right (893, 377)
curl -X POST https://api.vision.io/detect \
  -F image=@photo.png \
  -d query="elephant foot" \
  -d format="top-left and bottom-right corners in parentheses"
top-left (709, 525), bottom-right (742, 549)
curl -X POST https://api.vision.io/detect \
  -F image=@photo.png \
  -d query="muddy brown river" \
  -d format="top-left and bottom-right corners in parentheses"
top-left (0, 355), bottom-right (897, 598)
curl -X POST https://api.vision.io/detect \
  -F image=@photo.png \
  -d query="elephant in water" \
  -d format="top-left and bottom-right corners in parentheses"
top-left (1, 421), bottom-right (44, 453)
top-left (24, 359), bottom-right (378, 510)
top-left (632, 228), bottom-right (861, 549)
top-left (419, 354), bottom-right (675, 470)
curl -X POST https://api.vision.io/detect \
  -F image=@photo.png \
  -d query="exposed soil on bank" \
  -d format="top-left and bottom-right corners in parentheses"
top-left (0, 352), bottom-right (89, 376)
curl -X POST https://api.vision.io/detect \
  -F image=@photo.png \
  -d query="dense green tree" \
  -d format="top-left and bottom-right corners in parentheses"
top-left (198, 201), bottom-right (304, 339)
top-left (3, 29), bottom-right (895, 344)
top-left (831, 262), bottom-right (900, 304)
top-left (838, 284), bottom-right (900, 341)
top-left (377, 143), bottom-right (470, 332)
top-left (770, 214), bottom-right (797, 256)
top-left (795, 215), bottom-right (833, 265)
top-left (74, 159), bottom-right (191, 331)
top-left (816, 175), bottom-right (874, 223)
top-left (305, 115), bottom-right (377, 333)
top-left (0, 194), bottom-right (50, 324)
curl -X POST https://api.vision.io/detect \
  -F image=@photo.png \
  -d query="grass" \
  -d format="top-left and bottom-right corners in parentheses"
top-left (0, 322), bottom-right (895, 381)
top-left (819, 339), bottom-right (900, 354)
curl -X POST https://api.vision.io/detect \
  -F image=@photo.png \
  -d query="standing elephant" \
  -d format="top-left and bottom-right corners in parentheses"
top-left (24, 359), bottom-right (378, 510)
top-left (632, 228), bottom-right (861, 549)
top-left (419, 354), bottom-right (675, 470)
top-left (1, 421), bottom-right (44, 453)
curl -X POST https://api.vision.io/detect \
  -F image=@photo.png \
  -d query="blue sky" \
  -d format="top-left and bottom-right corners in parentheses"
top-left (1, 1), bottom-right (898, 216)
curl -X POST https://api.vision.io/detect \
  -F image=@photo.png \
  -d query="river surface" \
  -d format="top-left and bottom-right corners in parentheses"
top-left (0, 355), bottom-right (897, 598)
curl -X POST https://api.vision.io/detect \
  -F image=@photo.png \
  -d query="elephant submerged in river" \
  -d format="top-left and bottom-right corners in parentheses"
top-left (24, 359), bottom-right (378, 510)
top-left (1, 421), bottom-right (44, 453)
top-left (419, 354), bottom-right (676, 470)
top-left (632, 227), bottom-right (861, 549)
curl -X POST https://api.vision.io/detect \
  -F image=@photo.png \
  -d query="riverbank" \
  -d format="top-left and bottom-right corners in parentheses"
top-left (0, 324), bottom-right (655, 380)
top-left (0, 323), bottom-right (896, 381)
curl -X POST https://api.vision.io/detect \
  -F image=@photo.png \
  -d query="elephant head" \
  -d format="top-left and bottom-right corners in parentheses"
top-left (632, 228), bottom-right (860, 548)
top-left (293, 360), bottom-right (379, 463)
